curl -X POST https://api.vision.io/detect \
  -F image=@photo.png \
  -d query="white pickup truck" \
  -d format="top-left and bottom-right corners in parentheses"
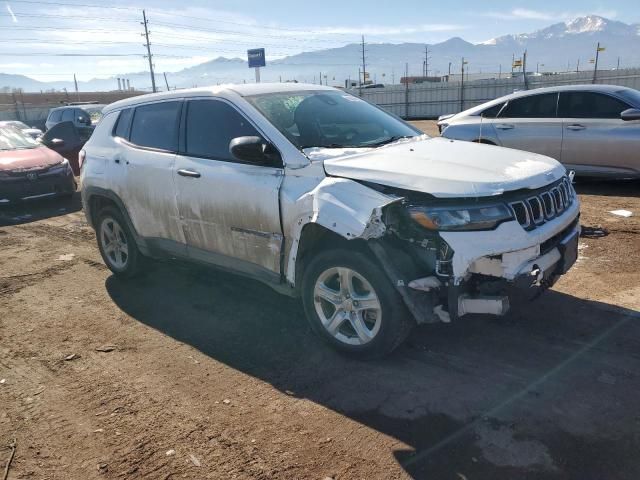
top-left (80, 83), bottom-right (580, 357)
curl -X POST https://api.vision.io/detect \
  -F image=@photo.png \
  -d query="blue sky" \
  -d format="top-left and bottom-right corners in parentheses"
top-left (1, 0), bottom-right (639, 81)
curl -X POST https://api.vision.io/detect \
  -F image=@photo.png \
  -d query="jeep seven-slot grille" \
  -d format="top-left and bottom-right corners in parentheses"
top-left (509, 177), bottom-right (575, 230)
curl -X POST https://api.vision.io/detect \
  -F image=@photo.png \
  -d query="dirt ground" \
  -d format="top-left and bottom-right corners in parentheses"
top-left (1, 122), bottom-right (639, 479)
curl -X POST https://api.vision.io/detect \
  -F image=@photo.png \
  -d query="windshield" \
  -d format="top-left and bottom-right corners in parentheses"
top-left (245, 90), bottom-right (421, 149)
top-left (4, 121), bottom-right (29, 129)
top-left (616, 89), bottom-right (640, 108)
top-left (0, 126), bottom-right (39, 151)
top-left (83, 105), bottom-right (105, 124)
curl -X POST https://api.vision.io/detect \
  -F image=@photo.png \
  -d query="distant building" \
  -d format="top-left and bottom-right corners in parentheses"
top-left (400, 76), bottom-right (443, 85)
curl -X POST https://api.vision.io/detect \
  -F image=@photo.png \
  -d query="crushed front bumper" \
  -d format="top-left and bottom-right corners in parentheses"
top-left (412, 201), bottom-right (581, 321)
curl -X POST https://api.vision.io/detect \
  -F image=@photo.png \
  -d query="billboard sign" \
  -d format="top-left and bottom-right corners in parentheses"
top-left (247, 48), bottom-right (266, 68)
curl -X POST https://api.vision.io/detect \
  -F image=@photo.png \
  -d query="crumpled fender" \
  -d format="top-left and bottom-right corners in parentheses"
top-left (284, 177), bottom-right (401, 285)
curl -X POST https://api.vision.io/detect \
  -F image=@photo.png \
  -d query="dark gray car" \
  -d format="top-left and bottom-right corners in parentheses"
top-left (439, 85), bottom-right (640, 179)
top-left (45, 104), bottom-right (105, 132)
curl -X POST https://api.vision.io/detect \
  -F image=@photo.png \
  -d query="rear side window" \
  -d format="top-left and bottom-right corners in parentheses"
top-left (480, 103), bottom-right (504, 118)
top-left (130, 101), bottom-right (181, 151)
top-left (558, 92), bottom-right (630, 119)
top-left (113, 108), bottom-right (132, 139)
top-left (499, 93), bottom-right (558, 118)
top-left (61, 109), bottom-right (75, 122)
top-left (49, 109), bottom-right (62, 122)
top-left (184, 99), bottom-right (262, 161)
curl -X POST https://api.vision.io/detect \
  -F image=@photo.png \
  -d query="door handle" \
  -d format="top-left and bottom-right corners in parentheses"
top-left (566, 124), bottom-right (586, 131)
top-left (177, 169), bottom-right (201, 178)
top-left (496, 123), bottom-right (515, 130)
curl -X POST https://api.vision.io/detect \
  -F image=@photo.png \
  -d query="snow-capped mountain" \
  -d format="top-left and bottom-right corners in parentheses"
top-left (3, 15), bottom-right (640, 92)
top-left (485, 15), bottom-right (639, 45)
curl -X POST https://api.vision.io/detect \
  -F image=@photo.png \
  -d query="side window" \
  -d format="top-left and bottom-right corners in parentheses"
top-left (481, 102), bottom-right (504, 118)
top-left (130, 101), bottom-right (181, 151)
top-left (113, 108), bottom-right (132, 139)
top-left (184, 99), bottom-right (262, 161)
top-left (558, 92), bottom-right (630, 119)
top-left (61, 109), bottom-right (75, 122)
top-left (77, 109), bottom-right (90, 125)
top-left (49, 110), bottom-right (62, 122)
top-left (499, 93), bottom-right (558, 118)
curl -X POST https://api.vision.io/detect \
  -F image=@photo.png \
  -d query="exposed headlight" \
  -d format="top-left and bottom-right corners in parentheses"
top-left (49, 158), bottom-right (70, 173)
top-left (408, 204), bottom-right (513, 231)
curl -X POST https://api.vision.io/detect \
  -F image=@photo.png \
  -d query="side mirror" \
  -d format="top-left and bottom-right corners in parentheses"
top-left (229, 136), bottom-right (280, 165)
top-left (621, 108), bottom-right (640, 121)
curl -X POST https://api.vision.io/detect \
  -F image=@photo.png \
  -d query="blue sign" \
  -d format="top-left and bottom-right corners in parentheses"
top-left (247, 48), bottom-right (266, 68)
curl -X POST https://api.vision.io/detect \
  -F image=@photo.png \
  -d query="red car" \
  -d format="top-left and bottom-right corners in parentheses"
top-left (0, 125), bottom-right (76, 204)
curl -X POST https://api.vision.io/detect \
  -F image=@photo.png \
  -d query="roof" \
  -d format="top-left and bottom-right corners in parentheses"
top-left (103, 83), bottom-right (336, 114)
top-left (461, 84), bottom-right (636, 116)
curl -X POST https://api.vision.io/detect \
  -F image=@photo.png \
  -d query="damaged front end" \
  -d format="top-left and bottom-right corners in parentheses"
top-left (364, 176), bottom-right (581, 324)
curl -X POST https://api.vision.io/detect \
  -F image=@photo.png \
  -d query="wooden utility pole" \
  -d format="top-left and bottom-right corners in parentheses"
top-left (142, 10), bottom-right (157, 93)
top-left (404, 63), bottom-right (409, 118)
top-left (73, 73), bottom-right (79, 101)
top-left (460, 58), bottom-right (465, 111)
top-left (522, 50), bottom-right (529, 90)
top-left (424, 45), bottom-right (430, 77)
top-left (593, 42), bottom-right (604, 83)
top-left (361, 35), bottom-right (366, 86)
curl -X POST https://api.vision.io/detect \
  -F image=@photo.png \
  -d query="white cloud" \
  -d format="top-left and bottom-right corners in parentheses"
top-left (5, 3), bottom-right (17, 22)
top-left (307, 24), bottom-right (466, 36)
top-left (484, 8), bottom-right (618, 21)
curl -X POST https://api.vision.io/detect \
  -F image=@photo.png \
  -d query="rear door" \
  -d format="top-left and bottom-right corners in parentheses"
top-left (558, 91), bottom-right (637, 176)
top-left (493, 92), bottom-right (562, 160)
top-left (113, 100), bottom-right (185, 250)
top-left (174, 98), bottom-right (283, 279)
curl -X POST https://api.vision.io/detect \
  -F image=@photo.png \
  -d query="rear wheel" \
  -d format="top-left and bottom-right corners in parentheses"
top-left (301, 249), bottom-right (413, 358)
top-left (96, 207), bottom-right (142, 277)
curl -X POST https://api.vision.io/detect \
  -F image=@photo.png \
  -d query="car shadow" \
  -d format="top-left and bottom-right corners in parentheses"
top-left (105, 261), bottom-right (640, 480)
top-left (0, 192), bottom-right (82, 227)
top-left (574, 178), bottom-right (640, 198)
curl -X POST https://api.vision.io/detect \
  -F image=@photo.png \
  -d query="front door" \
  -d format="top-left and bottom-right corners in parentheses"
top-left (174, 98), bottom-right (283, 279)
top-left (558, 91), bottom-right (638, 176)
top-left (494, 92), bottom-right (563, 160)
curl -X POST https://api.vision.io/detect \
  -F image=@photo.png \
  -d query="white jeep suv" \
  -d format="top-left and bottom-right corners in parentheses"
top-left (81, 83), bottom-right (580, 358)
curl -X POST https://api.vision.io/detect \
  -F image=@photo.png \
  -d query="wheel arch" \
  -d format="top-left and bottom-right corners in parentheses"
top-left (83, 186), bottom-right (147, 252)
top-left (283, 177), bottom-right (402, 288)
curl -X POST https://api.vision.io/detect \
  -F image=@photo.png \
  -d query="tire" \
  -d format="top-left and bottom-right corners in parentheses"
top-left (301, 248), bottom-right (413, 358)
top-left (96, 206), bottom-right (143, 277)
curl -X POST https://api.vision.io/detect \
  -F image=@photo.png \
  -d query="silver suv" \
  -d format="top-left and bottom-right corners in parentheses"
top-left (81, 84), bottom-right (580, 357)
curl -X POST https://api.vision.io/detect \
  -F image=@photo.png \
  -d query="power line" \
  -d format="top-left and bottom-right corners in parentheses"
top-left (149, 20), bottom-right (354, 44)
top-left (4, 0), bottom-right (356, 36)
top-left (0, 52), bottom-right (188, 57)
top-left (0, 12), bottom-right (138, 23)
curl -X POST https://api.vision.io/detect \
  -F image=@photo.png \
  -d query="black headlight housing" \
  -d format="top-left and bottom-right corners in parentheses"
top-left (408, 203), bottom-right (513, 231)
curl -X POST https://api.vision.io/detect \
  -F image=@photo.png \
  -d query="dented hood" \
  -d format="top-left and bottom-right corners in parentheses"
top-left (322, 137), bottom-right (566, 198)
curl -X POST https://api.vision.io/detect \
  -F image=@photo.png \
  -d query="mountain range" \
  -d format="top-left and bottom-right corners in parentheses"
top-left (2, 15), bottom-right (639, 92)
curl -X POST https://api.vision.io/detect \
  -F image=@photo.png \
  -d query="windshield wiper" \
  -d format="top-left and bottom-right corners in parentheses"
top-left (368, 135), bottom-right (416, 147)
top-left (299, 143), bottom-right (361, 149)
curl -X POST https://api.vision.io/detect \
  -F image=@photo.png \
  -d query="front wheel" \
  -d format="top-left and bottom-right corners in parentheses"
top-left (301, 249), bottom-right (413, 358)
